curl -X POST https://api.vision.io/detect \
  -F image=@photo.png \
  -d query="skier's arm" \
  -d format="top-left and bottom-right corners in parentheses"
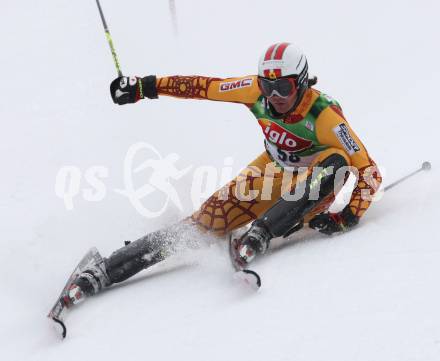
top-left (109, 75), bottom-right (261, 107)
top-left (315, 105), bottom-right (382, 222)
top-left (155, 75), bottom-right (261, 106)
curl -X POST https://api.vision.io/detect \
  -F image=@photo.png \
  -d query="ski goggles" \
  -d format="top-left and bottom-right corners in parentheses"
top-left (258, 76), bottom-right (298, 98)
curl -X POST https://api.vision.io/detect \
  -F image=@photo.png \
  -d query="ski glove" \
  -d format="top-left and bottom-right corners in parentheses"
top-left (110, 75), bottom-right (158, 105)
top-left (309, 205), bottom-right (359, 235)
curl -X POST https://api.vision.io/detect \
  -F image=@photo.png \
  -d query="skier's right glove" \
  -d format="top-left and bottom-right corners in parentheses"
top-left (110, 75), bottom-right (158, 105)
top-left (309, 205), bottom-right (359, 235)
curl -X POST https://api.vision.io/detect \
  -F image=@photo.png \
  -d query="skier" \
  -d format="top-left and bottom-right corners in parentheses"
top-left (65, 43), bottom-right (382, 304)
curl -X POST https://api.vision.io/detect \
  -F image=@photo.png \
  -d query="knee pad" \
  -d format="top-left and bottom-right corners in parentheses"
top-left (257, 153), bottom-right (348, 238)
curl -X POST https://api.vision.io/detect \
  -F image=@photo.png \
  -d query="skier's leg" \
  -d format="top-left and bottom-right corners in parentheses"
top-left (191, 148), bottom-right (350, 238)
top-left (190, 151), bottom-right (285, 235)
top-left (73, 222), bottom-right (196, 297)
top-left (258, 150), bottom-right (349, 238)
top-left (69, 152), bottom-right (287, 300)
top-left (232, 148), bottom-right (351, 265)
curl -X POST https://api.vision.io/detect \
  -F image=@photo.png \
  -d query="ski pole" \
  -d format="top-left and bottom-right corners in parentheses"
top-left (95, 0), bottom-right (123, 77)
top-left (384, 161), bottom-right (431, 192)
top-left (169, 0), bottom-right (178, 36)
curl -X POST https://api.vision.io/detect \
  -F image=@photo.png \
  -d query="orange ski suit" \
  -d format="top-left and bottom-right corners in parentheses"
top-left (155, 75), bottom-right (382, 235)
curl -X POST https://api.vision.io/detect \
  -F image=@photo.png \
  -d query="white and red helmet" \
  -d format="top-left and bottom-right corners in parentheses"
top-left (258, 42), bottom-right (309, 89)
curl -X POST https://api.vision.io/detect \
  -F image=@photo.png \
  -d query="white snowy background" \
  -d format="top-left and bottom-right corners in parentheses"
top-left (1, 0), bottom-right (440, 360)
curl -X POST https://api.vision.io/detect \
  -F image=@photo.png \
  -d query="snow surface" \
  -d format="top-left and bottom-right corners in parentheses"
top-left (1, 1), bottom-right (440, 360)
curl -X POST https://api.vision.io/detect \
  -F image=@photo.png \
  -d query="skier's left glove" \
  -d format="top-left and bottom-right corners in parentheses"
top-left (110, 75), bottom-right (158, 105)
top-left (309, 205), bottom-right (359, 235)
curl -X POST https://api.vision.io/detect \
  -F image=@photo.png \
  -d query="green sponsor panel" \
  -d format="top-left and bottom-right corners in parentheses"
top-left (250, 92), bottom-right (340, 158)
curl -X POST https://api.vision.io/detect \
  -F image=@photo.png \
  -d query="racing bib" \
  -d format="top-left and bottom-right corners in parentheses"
top-left (265, 140), bottom-right (322, 170)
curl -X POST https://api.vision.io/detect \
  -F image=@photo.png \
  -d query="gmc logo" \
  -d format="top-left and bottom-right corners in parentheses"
top-left (219, 78), bottom-right (253, 92)
top-left (258, 119), bottom-right (313, 151)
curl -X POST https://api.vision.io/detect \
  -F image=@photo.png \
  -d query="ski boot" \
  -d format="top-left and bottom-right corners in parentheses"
top-left (231, 152), bottom-right (348, 267)
top-left (232, 220), bottom-right (272, 268)
top-left (64, 225), bottom-right (181, 305)
top-left (63, 259), bottom-right (111, 307)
